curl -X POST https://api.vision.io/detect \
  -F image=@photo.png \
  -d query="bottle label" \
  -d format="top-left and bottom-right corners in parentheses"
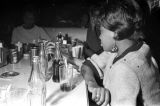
top-left (63, 40), bottom-right (67, 45)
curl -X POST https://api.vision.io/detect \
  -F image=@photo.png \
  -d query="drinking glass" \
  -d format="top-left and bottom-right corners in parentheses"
top-left (71, 45), bottom-right (84, 59)
top-left (60, 63), bottom-right (73, 92)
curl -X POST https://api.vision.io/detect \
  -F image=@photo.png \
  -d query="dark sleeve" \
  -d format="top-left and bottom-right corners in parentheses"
top-left (83, 42), bottom-right (95, 59)
top-left (83, 60), bottom-right (103, 87)
top-left (85, 26), bottom-right (103, 55)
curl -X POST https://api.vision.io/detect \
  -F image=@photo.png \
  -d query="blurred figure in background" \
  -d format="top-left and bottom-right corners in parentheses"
top-left (84, 4), bottom-right (104, 59)
top-left (80, 13), bottom-right (89, 28)
top-left (82, 3), bottom-right (106, 106)
top-left (11, 4), bottom-right (50, 44)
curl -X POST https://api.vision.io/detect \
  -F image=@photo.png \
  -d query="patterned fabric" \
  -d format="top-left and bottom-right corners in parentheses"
top-left (12, 25), bottom-right (50, 44)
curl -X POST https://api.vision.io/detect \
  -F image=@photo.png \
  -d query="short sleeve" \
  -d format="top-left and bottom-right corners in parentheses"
top-left (109, 63), bottom-right (140, 106)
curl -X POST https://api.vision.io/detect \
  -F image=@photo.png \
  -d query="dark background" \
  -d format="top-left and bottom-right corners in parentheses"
top-left (0, 0), bottom-right (106, 45)
top-left (0, 0), bottom-right (96, 26)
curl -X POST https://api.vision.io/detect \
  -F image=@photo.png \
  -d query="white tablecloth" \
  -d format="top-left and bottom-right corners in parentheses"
top-left (0, 57), bottom-right (88, 106)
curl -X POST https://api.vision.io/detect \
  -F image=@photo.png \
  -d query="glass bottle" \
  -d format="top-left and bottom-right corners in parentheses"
top-left (15, 41), bottom-right (23, 60)
top-left (52, 42), bottom-right (65, 83)
top-left (39, 42), bottom-right (48, 80)
top-left (30, 45), bottom-right (39, 66)
top-left (56, 32), bottom-right (63, 45)
top-left (62, 33), bottom-right (68, 45)
top-left (28, 56), bottom-right (46, 106)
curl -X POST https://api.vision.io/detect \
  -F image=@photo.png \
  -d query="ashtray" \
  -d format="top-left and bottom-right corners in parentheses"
top-left (0, 71), bottom-right (20, 78)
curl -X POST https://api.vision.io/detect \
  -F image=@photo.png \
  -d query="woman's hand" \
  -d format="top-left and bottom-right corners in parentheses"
top-left (88, 83), bottom-right (110, 106)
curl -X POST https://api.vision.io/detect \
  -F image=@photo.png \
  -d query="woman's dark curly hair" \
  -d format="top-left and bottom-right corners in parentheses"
top-left (100, 0), bottom-right (145, 40)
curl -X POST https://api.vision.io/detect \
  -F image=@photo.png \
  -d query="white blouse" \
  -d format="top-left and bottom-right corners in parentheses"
top-left (90, 43), bottom-right (160, 106)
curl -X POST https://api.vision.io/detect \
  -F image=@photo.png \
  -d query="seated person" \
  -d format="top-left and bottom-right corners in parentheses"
top-left (81, 0), bottom-right (160, 106)
top-left (11, 5), bottom-right (50, 44)
top-left (84, 4), bottom-right (104, 59)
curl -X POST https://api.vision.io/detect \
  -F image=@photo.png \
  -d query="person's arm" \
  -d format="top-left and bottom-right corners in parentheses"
top-left (110, 64), bottom-right (140, 106)
top-left (81, 64), bottom-right (110, 106)
top-left (81, 64), bottom-right (98, 87)
top-left (83, 41), bottom-right (95, 58)
top-left (62, 50), bottom-right (85, 71)
top-left (83, 51), bottom-right (112, 82)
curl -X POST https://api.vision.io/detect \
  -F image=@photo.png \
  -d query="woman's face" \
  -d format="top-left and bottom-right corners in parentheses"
top-left (99, 26), bottom-right (115, 51)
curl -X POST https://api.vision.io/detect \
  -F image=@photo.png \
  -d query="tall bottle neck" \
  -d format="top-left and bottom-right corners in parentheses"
top-left (39, 43), bottom-right (45, 56)
top-left (32, 61), bottom-right (40, 72)
top-left (28, 56), bottom-right (41, 83)
top-left (31, 56), bottom-right (40, 73)
top-left (55, 42), bottom-right (62, 60)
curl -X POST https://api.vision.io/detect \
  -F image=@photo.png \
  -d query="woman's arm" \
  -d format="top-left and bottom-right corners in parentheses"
top-left (81, 64), bottom-right (110, 106)
top-left (81, 64), bottom-right (98, 88)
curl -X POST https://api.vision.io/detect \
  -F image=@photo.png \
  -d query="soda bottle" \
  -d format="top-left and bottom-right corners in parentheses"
top-left (28, 56), bottom-right (46, 106)
top-left (52, 42), bottom-right (65, 83)
top-left (56, 32), bottom-right (63, 45)
top-left (39, 42), bottom-right (48, 79)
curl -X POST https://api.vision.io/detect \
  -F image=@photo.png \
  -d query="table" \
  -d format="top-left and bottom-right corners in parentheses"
top-left (0, 57), bottom-right (89, 106)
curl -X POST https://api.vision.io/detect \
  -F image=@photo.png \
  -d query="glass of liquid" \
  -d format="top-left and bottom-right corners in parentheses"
top-left (60, 63), bottom-right (73, 92)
